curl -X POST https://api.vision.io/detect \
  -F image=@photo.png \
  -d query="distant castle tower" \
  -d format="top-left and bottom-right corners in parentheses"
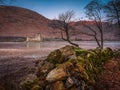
top-left (26, 33), bottom-right (41, 42)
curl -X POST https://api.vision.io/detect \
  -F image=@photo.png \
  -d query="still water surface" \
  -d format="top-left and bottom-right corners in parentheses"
top-left (0, 41), bottom-right (120, 59)
top-left (0, 41), bottom-right (119, 49)
top-left (0, 41), bottom-right (119, 78)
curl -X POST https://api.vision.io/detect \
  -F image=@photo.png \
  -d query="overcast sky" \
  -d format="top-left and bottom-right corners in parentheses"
top-left (4, 0), bottom-right (110, 20)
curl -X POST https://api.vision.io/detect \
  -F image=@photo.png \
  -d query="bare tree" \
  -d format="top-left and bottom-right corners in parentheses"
top-left (104, 0), bottom-right (120, 27)
top-left (85, 0), bottom-right (104, 48)
top-left (50, 10), bottom-right (79, 47)
top-left (81, 21), bottom-right (101, 47)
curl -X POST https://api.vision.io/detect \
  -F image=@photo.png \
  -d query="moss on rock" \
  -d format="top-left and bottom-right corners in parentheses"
top-left (22, 45), bottom-right (115, 90)
top-left (47, 45), bottom-right (75, 64)
top-left (31, 85), bottom-right (42, 90)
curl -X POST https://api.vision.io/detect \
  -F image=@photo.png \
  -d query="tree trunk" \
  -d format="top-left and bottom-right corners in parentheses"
top-left (68, 40), bottom-right (79, 47)
top-left (99, 27), bottom-right (103, 49)
top-left (65, 25), bottom-right (79, 47)
top-left (94, 36), bottom-right (101, 48)
top-left (117, 20), bottom-right (120, 28)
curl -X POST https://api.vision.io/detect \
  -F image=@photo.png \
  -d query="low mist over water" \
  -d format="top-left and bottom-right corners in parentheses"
top-left (0, 41), bottom-right (120, 49)
top-left (0, 41), bottom-right (119, 58)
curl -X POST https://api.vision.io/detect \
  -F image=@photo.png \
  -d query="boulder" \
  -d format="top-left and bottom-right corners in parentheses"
top-left (47, 45), bottom-right (76, 64)
top-left (37, 62), bottom-right (54, 77)
top-left (47, 49), bottom-right (62, 64)
top-left (46, 66), bottom-right (68, 82)
top-left (51, 81), bottom-right (65, 90)
top-left (60, 45), bottom-right (76, 56)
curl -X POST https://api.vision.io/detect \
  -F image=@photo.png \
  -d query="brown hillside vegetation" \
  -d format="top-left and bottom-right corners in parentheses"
top-left (0, 6), bottom-right (60, 39)
top-left (0, 6), bottom-right (119, 40)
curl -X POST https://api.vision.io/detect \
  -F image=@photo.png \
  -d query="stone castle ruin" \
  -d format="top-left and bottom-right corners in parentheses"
top-left (26, 33), bottom-right (41, 42)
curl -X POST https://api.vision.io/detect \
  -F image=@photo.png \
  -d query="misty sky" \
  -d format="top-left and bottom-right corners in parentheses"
top-left (4, 0), bottom-right (110, 20)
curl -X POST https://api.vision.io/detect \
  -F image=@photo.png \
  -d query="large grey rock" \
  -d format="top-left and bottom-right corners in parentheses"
top-left (46, 66), bottom-right (68, 82)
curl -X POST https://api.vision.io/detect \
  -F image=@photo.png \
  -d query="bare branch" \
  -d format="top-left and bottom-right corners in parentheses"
top-left (85, 0), bottom-right (104, 48)
top-left (104, 0), bottom-right (120, 27)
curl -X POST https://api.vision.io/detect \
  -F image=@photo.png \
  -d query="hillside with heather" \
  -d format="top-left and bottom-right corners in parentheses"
top-left (0, 6), bottom-right (60, 39)
top-left (0, 6), bottom-right (119, 41)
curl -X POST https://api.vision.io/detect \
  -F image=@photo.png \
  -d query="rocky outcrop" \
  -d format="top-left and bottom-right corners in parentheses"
top-left (21, 45), bottom-right (115, 90)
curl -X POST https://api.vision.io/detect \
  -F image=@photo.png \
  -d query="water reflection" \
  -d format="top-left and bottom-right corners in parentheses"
top-left (0, 41), bottom-right (119, 50)
top-left (26, 42), bottom-right (40, 49)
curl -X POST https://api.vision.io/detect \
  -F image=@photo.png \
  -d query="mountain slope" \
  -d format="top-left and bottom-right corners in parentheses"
top-left (0, 6), bottom-right (60, 39)
top-left (0, 6), bottom-right (119, 41)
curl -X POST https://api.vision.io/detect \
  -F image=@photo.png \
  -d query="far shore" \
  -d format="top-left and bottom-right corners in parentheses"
top-left (0, 40), bottom-right (120, 42)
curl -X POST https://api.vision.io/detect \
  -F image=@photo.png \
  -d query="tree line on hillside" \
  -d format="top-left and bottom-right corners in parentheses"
top-left (0, 0), bottom-right (120, 49)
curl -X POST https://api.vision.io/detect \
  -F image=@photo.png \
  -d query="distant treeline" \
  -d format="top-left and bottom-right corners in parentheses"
top-left (0, 36), bottom-right (26, 42)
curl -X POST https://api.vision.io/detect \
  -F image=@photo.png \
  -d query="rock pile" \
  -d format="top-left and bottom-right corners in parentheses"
top-left (21, 45), bottom-right (114, 90)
